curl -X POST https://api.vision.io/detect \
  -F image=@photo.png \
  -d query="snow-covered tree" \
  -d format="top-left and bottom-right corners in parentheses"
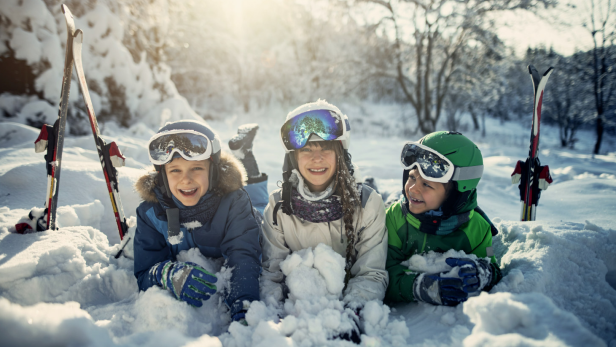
top-left (0, 0), bottom-right (201, 133)
top-left (355, 0), bottom-right (556, 134)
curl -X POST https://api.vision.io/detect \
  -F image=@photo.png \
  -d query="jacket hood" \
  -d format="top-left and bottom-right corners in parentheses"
top-left (135, 151), bottom-right (247, 203)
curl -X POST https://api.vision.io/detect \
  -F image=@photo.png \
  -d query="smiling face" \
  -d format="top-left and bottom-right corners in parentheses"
top-left (295, 142), bottom-right (337, 192)
top-left (164, 157), bottom-right (210, 206)
top-left (404, 168), bottom-right (449, 214)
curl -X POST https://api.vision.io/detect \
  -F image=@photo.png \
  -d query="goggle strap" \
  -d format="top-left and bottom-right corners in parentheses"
top-left (452, 165), bottom-right (484, 181)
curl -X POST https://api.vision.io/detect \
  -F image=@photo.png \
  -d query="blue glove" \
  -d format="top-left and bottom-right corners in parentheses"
top-left (445, 257), bottom-right (493, 294)
top-left (413, 272), bottom-right (468, 306)
top-left (154, 260), bottom-right (217, 307)
top-left (232, 310), bottom-right (248, 326)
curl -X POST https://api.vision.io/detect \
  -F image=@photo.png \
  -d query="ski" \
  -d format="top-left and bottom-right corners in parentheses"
top-left (511, 65), bottom-right (554, 221)
top-left (72, 29), bottom-right (129, 248)
top-left (29, 4), bottom-right (76, 231)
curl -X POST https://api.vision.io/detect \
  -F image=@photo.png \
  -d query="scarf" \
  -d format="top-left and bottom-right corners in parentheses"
top-left (291, 188), bottom-right (343, 223)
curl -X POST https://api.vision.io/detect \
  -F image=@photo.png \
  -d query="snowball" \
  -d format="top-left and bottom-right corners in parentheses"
top-left (313, 243), bottom-right (346, 295)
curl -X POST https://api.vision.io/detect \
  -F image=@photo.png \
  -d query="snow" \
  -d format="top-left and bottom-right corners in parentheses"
top-left (1, 103), bottom-right (616, 346)
top-left (182, 221), bottom-right (203, 230)
top-left (463, 292), bottom-right (605, 346)
top-left (9, 28), bottom-right (42, 65)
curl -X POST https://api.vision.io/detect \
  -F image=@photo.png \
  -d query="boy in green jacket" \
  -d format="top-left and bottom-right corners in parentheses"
top-left (386, 131), bottom-right (502, 306)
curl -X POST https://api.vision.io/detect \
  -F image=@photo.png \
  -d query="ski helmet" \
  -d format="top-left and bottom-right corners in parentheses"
top-left (148, 120), bottom-right (222, 196)
top-left (410, 131), bottom-right (483, 192)
top-left (275, 100), bottom-right (353, 219)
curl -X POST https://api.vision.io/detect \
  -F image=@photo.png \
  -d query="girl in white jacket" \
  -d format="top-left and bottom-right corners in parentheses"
top-left (261, 100), bottom-right (389, 317)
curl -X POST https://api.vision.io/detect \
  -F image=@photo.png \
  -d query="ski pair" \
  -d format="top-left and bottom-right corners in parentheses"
top-left (16, 5), bottom-right (129, 250)
top-left (511, 65), bottom-right (554, 221)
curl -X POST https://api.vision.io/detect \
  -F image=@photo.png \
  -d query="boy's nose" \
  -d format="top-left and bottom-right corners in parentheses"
top-left (408, 183), bottom-right (420, 194)
top-left (181, 173), bottom-right (193, 182)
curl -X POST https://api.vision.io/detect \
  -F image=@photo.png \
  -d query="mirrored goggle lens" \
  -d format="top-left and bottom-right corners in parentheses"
top-left (401, 144), bottom-right (452, 179)
top-left (149, 132), bottom-right (210, 163)
top-left (281, 110), bottom-right (344, 150)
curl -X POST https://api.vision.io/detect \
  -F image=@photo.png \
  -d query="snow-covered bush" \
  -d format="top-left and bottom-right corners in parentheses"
top-left (0, 0), bottom-right (201, 134)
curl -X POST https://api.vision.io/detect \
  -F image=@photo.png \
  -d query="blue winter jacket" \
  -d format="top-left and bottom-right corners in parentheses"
top-left (133, 152), bottom-right (262, 316)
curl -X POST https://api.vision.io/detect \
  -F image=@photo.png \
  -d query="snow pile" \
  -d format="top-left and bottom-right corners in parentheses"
top-left (281, 244), bottom-right (346, 301)
top-left (222, 244), bottom-right (410, 347)
top-left (0, 299), bottom-right (116, 347)
top-left (0, 223), bottom-right (234, 346)
top-left (491, 220), bottom-right (616, 342)
top-left (463, 292), bottom-right (605, 346)
top-left (0, 225), bottom-right (135, 306)
top-left (0, 0), bottom-right (202, 132)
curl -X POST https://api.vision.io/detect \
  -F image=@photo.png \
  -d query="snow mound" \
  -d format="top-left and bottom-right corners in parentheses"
top-left (492, 220), bottom-right (616, 342)
top-left (280, 243), bottom-right (345, 300)
top-left (463, 292), bottom-right (605, 347)
top-left (0, 226), bottom-right (136, 306)
top-left (0, 121), bottom-right (40, 149)
top-left (0, 298), bottom-right (115, 347)
top-left (222, 244), bottom-right (410, 346)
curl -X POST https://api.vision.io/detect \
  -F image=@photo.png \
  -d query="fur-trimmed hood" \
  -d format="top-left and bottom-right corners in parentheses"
top-left (135, 151), bottom-right (247, 203)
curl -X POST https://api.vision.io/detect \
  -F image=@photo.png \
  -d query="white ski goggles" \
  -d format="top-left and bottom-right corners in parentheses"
top-left (400, 142), bottom-right (483, 183)
top-left (148, 129), bottom-right (213, 165)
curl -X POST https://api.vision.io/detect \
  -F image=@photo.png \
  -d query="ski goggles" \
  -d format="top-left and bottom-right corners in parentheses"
top-left (148, 130), bottom-right (213, 165)
top-left (280, 109), bottom-right (347, 150)
top-left (400, 142), bottom-right (483, 183)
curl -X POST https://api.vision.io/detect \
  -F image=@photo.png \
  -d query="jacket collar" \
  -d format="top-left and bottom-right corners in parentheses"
top-left (401, 189), bottom-right (477, 236)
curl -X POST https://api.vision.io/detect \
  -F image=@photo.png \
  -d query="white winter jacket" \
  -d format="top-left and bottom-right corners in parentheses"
top-left (261, 184), bottom-right (389, 305)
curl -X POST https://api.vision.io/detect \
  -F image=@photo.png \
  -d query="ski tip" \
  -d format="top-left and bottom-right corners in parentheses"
top-left (528, 64), bottom-right (538, 75)
top-left (61, 4), bottom-right (72, 17)
top-left (543, 67), bottom-right (555, 76)
top-left (74, 29), bottom-right (83, 43)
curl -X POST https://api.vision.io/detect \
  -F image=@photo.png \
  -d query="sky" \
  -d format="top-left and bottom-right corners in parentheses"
top-left (351, 0), bottom-right (605, 58)
top-left (491, 6), bottom-right (595, 57)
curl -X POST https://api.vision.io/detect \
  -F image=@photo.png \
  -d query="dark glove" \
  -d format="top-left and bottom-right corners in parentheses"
top-left (154, 260), bottom-right (217, 307)
top-left (14, 208), bottom-right (48, 233)
top-left (446, 257), bottom-right (493, 294)
top-left (413, 272), bottom-right (468, 306)
top-left (334, 305), bottom-right (361, 344)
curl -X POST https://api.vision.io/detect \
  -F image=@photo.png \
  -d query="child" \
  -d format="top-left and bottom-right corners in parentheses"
top-left (133, 120), bottom-right (262, 324)
top-left (261, 100), bottom-right (388, 342)
top-left (385, 131), bottom-right (502, 306)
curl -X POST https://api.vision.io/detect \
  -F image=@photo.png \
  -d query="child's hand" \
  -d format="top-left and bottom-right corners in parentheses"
top-left (155, 260), bottom-right (218, 306)
top-left (413, 272), bottom-right (468, 306)
top-left (445, 257), bottom-right (493, 294)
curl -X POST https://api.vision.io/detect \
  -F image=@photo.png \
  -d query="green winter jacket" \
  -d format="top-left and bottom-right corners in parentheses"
top-left (385, 200), bottom-right (502, 303)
